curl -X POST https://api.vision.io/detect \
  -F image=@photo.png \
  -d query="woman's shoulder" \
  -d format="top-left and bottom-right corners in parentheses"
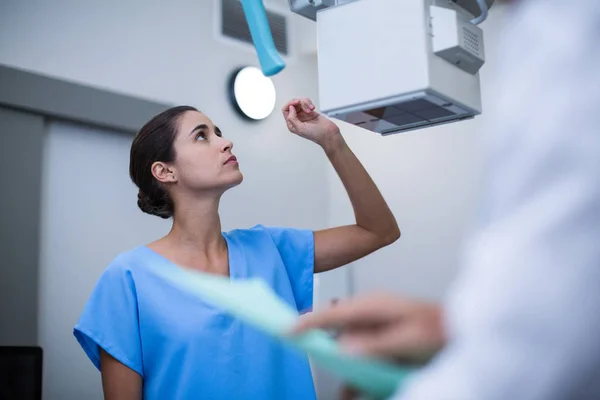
top-left (224, 224), bottom-right (269, 236)
top-left (223, 224), bottom-right (296, 242)
top-left (224, 224), bottom-right (314, 252)
top-left (100, 245), bottom-right (156, 277)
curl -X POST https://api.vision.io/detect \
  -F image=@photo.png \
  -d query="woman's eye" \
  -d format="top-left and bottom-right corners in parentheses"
top-left (195, 132), bottom-right (206, 141)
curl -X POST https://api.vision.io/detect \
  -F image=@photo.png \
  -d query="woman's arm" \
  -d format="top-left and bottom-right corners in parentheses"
top-left (315, 135), bottom-right (400, 272)
top-left (100, 349), bottom-right (142, 400)
top-left (283, 98), bottom-right (400, 273)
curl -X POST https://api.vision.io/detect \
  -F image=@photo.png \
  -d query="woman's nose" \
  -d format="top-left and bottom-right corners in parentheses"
top-left (221, 138), bottom-right (233, 152)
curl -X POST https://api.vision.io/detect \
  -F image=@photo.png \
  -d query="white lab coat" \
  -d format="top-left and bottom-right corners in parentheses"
top-left (395, 0), bottom-right (600, 399)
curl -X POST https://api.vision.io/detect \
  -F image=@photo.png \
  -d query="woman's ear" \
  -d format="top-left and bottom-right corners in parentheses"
top-left (151, 161), bottom-right (177, 184)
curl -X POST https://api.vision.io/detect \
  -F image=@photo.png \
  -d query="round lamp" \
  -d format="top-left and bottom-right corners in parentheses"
top-left (228, 66), bottom-right (277, 121)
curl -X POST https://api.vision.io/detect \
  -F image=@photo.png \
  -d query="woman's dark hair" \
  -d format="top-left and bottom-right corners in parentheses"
top-left (129, 105), bottom-right (198, 219)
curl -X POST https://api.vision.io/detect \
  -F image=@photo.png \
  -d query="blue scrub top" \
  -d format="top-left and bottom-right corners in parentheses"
top-left (73, 225), bottom-right (316, 399)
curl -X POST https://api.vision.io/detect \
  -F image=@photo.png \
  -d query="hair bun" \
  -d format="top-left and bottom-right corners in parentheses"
top-left (137, 189), bottom-right (174, 219)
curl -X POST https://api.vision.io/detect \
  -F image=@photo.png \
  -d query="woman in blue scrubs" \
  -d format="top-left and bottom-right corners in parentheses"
top-left (73, 97), bottom-right (400, 399)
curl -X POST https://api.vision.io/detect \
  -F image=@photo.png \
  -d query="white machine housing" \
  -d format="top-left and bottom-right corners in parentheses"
top-left (311, 0), bottom-right (488, 135)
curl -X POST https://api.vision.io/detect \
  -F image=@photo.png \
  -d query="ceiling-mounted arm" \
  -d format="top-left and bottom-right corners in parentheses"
top-left (452, 0), bottom-right (495, 22)
top-left (240, 0), bottom-right (495, 77)
top-left (288, 0), bottom-right (338, 21)
top-left (240, 0), bottom-right (286, 76)
top-left (289, 0), bottom-right (495, 21)
top-left (240, 0), bottom-right (352, 76)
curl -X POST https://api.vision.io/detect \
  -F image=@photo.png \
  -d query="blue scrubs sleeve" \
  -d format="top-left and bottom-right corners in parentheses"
top-left (264, 226), bottom-right (315, 313)
top-left (73, 261), bottom-right (143, 376)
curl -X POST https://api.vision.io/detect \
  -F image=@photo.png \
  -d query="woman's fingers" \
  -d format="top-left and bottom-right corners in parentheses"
top-left (299, 98), bottom-right (314, 113)
top-left (282, 98), bottom-right (315, 115)
top-left (286, 105), bottom-right (300, 132)
top-left (282, 99), bottom-right (301, 114)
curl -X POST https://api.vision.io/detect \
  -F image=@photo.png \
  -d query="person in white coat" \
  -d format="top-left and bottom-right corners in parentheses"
top-left (293, 0), bottom-right (600, 398)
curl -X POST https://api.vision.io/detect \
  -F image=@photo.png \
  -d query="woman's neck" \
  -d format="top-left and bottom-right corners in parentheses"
top-left (168, 196), bottom-right (224, 253)
top-left (149, 195), bottom-right (230, 274)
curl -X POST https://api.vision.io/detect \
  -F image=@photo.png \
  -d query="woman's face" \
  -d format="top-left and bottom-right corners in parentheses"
top-left (158, 110), bottom-right (243, 195)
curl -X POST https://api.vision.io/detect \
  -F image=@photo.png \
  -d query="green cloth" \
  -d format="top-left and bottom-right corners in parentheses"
top-left (150, 265), bottom-right (416, 399)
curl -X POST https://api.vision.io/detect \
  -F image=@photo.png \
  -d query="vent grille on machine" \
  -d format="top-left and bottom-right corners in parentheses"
top-left (220, 0), bottom-right (288, 55)
top-left (462, 26), bottom-right (480, 57)
top-left (335, 95), bottom-right (474, 135)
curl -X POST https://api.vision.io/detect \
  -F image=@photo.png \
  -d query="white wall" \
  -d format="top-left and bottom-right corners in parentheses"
top-left (325, 4), bottom-right (511, 301)
top-left (38, 122), bottom-right (169, 399)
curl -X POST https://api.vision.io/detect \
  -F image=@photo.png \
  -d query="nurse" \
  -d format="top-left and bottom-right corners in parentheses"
top-left (73, 97), bottom-right (400, 399)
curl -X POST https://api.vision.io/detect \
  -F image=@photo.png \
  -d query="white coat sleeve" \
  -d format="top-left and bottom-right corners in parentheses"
top-left (395, 1), bottom-right (600, 399)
